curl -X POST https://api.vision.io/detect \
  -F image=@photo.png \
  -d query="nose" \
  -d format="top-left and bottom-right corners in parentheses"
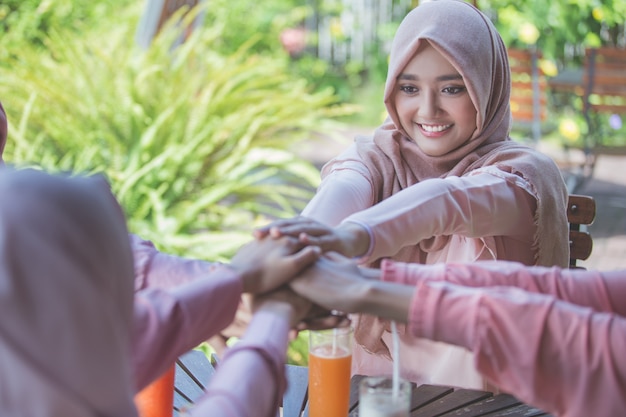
top-left (417, 90), bottom-right (440, 118)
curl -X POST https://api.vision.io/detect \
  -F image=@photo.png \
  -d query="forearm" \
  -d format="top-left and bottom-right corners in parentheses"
top-left (353, 280), bottom-right (414, 323)
top-left (190, 310), bottom-right (290, 417)
top-left (131, 234), bottom-right (224, 291)
top-left (132, 269), bottom-right (242, 390)
top-left (346, 172), bottom-right (535, 260)
top-left (410, 281), bottom-right (626, 417)
top-left (302, 157), bottom-right (374, 225)
top-left (384, 260), bottom-right (625, 315)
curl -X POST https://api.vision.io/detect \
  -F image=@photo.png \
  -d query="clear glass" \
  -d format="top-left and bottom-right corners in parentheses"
top-left (358, 376), bottom-right (411, 417)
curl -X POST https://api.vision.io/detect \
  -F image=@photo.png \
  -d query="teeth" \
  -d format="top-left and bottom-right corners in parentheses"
top-left (420, 124), bottom-right (451, 132)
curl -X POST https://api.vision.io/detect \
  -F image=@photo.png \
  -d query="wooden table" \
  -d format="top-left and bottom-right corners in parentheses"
top-left (173, 350), bottom-right (553, 417)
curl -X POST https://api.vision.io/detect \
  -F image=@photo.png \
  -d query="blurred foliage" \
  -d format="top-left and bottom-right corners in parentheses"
top-left (0, 2), bottom-right (351, 261)
top-left (0, 0), bottom-right (131, 58)
top-left (478, 0), bottom-right (626, 67)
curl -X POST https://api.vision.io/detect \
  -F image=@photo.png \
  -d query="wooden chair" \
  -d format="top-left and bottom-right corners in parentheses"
top-left (567, 194), bottom-right (596, 268)
top-left (508, 48), bottom-right (548, 144)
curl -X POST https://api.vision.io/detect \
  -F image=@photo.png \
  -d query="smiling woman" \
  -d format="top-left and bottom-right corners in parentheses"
top-left (393, 41), bottom-right (477, 157)
top-left (254, 0), bottom-right (570, 391)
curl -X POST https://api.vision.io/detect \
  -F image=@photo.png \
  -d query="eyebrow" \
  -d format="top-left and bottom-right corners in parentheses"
top-left (397, 73), bottom-right (464, 82)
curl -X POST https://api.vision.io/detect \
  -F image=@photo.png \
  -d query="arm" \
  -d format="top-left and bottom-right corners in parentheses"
top-left (382, 260), bottom-right (626, 315)
top-left (132, 270), bottom-right (242, 390)
top-left (131, 233), bottom-right (224, 291)
top-left (188, 302), bottom-right (294, 417)
top-left (410, 280), bottom-right (626, 417)
top-left (290, 254), bottom-right (412, 322)
top-left (189, 310), bottom-right (290, 417)
top-left (252, 147), bottom-right (374, 255)
top-left (301, 159), bottom-right (375, 225)
top-left (262, 170), bottom-right (536, 261)
top-left (291, 255), bottom-right (626, 417)
top-left (345, 169), bottom-right (536, 260)
top-left (132, 236), bottom-right (321, 390)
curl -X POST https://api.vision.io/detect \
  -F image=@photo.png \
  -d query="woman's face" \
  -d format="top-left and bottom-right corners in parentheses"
top-left (393, 42), bottom-right (477, 156)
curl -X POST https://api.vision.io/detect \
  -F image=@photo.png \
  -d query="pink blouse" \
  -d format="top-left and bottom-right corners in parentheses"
top-left (303, 146), bottom-right (542, 387)
top-left (382, 259), bottom-right (626, 417)
top-left (303, 145), bottom-right (539, 266)
top-left (131, 236), bottom-right (288, 417)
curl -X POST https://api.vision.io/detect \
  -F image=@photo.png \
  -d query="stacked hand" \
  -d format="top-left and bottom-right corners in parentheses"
top-left (229, 235), bottom-right (352, 332)
top-left (252, 216), bottom-right (371, 259)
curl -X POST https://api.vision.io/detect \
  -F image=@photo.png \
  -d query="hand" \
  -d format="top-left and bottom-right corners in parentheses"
top-left (230, 235), bottom-right (321, 294)
top-left (292, 253), bottom-right (412, 323)
top-left (290, 253), bottom-right (378, 313)
top-left (253, 287), bottom-right (351, 330)
top-left (253, 216), bottom-right (370, 258)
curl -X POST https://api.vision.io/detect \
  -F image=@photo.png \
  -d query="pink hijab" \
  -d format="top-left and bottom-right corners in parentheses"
top-left (0, 168), bottom-right (137, 416)
top-left (353, 0), bottom-right (568, 265)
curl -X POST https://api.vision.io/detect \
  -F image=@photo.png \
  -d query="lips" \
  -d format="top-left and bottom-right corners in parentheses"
top-left (419, 123), bottom-right (452, 133)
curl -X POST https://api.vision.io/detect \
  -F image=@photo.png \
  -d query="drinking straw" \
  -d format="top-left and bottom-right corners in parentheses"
top-left (332, 327), bottom-right (338, 355)
top-left (391, 320), bottom-right (400, 398)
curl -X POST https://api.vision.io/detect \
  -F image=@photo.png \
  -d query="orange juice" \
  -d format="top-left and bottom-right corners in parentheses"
top-left (308, 344), bottom-right (352, 417)
top-left (134, 365), bottom-right (175, 417)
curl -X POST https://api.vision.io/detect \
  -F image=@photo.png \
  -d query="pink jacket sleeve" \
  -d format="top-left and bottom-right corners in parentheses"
top-left (384, 261), bottom-right (626, 417)
top-left (381, 260), bottom-right (626, 315)
top-left (132, 269), bottom-right (242, 390)
top-left (345, 169), bottom-right (536, 262)
top-left (131, 234), bottom-right (226, 291)
top-left (302, 150), bottom-right (536, 263)
top-left (189, 311), bottom-right (290, 417)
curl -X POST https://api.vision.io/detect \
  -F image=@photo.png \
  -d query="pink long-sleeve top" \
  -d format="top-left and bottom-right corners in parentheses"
top-left (302, 146), bottom-right (539, 266)
top-left (382, 259), bottom-right (626, 417)
top-left (302, 146), bottom-right (548, 387)
top-left (131, 236), bottom-right (288, 417)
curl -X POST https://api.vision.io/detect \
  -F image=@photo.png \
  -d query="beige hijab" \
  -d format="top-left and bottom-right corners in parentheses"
top-left (354, 0), bottom-right (568, 264)
top-left (0, 168), bottom-right (137, 417)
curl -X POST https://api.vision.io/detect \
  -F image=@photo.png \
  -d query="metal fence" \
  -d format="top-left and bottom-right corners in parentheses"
top-left (305, 0), bottom-right (413, 65)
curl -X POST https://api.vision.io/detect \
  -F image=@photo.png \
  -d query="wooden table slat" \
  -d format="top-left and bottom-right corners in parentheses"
top-left (174, 350), bottom-right (217, 413)
top-left (410, 388), bottom-right (492, 417)
top-left (437, 393), bottom-right (521, 416)
top-left (410, 384), bottom-right (454, 410)
top-left (480, 403), bottom-right (551, 417)
top-left (283, 365), bottom-right (309, 417)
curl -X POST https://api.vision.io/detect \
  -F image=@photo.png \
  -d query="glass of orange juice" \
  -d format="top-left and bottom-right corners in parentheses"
top-left (134, 364), bottom-right (175, 417)
top-left (308, 327), bottom-right (353, 417)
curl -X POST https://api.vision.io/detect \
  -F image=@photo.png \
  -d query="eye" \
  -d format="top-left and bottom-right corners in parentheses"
top-left (399, 85), bottom-right (419, 94)
top-left (442, 86), bottom-right (467, 95)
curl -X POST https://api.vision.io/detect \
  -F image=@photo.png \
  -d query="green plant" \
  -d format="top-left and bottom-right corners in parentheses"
top-left (479, 0), bottom-right (626, 66)
top-left (0, 0), bottom-right (133, 61)
top-left (0, 7), bottom-right (349, 261)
